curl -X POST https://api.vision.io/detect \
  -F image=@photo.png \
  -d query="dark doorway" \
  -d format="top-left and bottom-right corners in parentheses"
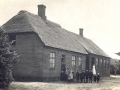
top-left (60, 55), bottom-right (68, 81)
top-left (61, 55), bottom-right (65, 72)
top-left (91, 57), bottom-right (95, 70)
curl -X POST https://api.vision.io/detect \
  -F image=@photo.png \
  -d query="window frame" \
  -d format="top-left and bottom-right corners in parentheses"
top-left (50, 52), bottom-right (56, 69)
top-left (72, 55), bottom-right (76, 67)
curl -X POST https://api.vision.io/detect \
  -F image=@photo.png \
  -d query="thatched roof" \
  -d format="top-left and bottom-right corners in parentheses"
top-left (66, 31), bottom-right (110, 57)
top-left (2, 11), bottom-right (87, 54)
top-left (2, 10), bottom-right (109, 57)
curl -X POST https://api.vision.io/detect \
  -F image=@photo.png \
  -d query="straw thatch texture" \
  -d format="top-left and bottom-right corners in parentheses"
top-left (2, 10), bottom-right (87, 54)
top-left (2, 10), bottom-right (109, 57)
top-left (66, 30), bottom-right (109, 57)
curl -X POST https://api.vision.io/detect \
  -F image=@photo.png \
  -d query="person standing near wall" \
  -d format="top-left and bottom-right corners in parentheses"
top-left (92, 65), bottom-right (96, 83)
top-left (68, 69), bottom-right (74, 82)
top-left (79, 71), bottom-right (82, 83)
top-left (60, 71), bottom-right (64, 81)
top-left (96, 73), bottom-right (100, 83)
top-left (81, 70), bottom-right (85, 83)
top-left (76, 71), bottom-right (79, 82)
top-left (89, 70), bottom-right (93, 83)
top-left (85, 70), bottom-right (89, 83)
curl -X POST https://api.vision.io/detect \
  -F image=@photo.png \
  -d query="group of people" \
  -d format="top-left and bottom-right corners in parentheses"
top-left (76, 70), bottom-right (100, 83)
top-left (60, 70), bottom-right (100, 83)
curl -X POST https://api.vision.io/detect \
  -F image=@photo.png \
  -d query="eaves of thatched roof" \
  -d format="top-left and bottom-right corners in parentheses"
top-left (2, 10), bottom-right (110, 58)
top-left (2, 10), bottom-right (88, 54)
top-left (66, 30), bottom-right (110, 58)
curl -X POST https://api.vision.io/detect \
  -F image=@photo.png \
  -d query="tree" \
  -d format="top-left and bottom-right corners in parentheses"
top-left (0, 27), bottom-right (19, 89)
top-left (115, 52), bottom-right (120, 56)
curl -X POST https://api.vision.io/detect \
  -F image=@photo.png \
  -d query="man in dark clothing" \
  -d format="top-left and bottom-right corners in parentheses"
top-left (96, 73), bottom-right (100, 83)
top-left (60, 71), bottom-right (64, 81)
top-left (85, 70), bottom-right (89, 83)
top-left (94, 75), bottom-right (96, 83)
top-left (79, 71), bottom-right (82, 83)
top-left (76, 71), bottom-right (79, 82)
top-left (80, 70), bottom-right (85, 83)
top-left (89, 70), bottom-right (93, 83)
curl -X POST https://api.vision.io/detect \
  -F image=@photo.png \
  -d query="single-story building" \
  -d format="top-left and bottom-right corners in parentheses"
top-left (2, 4), bottom-right (110, 81)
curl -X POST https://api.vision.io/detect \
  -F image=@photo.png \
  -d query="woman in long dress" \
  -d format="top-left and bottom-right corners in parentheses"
top-left (68, 70), bottom-right (73, 82)
top-left (92, 65), bottom-right (96, 83)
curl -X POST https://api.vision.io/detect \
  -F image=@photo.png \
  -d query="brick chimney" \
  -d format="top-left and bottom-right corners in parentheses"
top-left (79, 28), bottom-right (84, 37)
top-left (37, 4), bottom-right (46, 20)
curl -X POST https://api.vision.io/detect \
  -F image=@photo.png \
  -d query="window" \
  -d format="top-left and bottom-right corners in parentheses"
top-left (50, 52), bottom-right (55, 69)
top-left (72, 56), bottom-right (76, 66)
top-left (9, 35), bottom-right (16, 45)
top-left (96, 58), bottom-right (98, 68)
top-left (78, 57), bottom-right (82, 67)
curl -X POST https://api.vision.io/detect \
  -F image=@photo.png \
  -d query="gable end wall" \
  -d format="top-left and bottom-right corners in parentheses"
top-left (12, 32), bottom-right (44, 81)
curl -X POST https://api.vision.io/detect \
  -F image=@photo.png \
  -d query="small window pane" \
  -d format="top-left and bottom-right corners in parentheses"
top-left (53, 53), bottom-right (55, 58)
top-left (72, 56), bottom-right (74, 60)
top-left (53, 59), bottom-right (55, 63)
top-left (50, 53), bottom-right (52, 58)
top-left (79, 57), bottom-right (82, 62)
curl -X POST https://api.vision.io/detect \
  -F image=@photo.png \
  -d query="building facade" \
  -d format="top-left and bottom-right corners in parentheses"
top-left (2, 4), bottom-right (110, 81)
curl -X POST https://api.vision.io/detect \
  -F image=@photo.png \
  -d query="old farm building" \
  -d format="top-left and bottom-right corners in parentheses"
top-left (2, 5), bottom-right (110, 81)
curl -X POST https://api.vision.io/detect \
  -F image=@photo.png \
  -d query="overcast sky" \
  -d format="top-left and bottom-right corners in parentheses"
top-left (0, 0), bottom-right (120, 59)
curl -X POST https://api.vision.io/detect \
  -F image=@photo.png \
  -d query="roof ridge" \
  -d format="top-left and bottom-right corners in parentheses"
top-left (46, 20), bottom-right (62, 28)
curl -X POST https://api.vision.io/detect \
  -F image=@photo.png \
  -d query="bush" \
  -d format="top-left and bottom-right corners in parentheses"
top-left (0, 28), bottom-right (19, 89)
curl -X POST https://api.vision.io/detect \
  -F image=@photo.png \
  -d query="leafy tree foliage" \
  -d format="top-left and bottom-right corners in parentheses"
top-left (110, 62), bottom-right (120, 75)
top-left (0, 28), bottom-right (19, 89)
top-left (115, 52), bottom-right (120, 56)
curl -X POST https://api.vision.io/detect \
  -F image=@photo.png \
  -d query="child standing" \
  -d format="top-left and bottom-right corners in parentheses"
top-left (96, 73), bottom-right (100, 83)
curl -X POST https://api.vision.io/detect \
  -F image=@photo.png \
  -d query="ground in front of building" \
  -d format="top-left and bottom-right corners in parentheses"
top-left (8, 75), bottom-right (120, 90)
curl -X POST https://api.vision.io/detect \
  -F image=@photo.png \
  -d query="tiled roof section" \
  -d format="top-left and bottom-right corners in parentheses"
top-left (2, 10), bottom-right (87, 54)
top-left (66, 30), bottom-right (110, 57)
